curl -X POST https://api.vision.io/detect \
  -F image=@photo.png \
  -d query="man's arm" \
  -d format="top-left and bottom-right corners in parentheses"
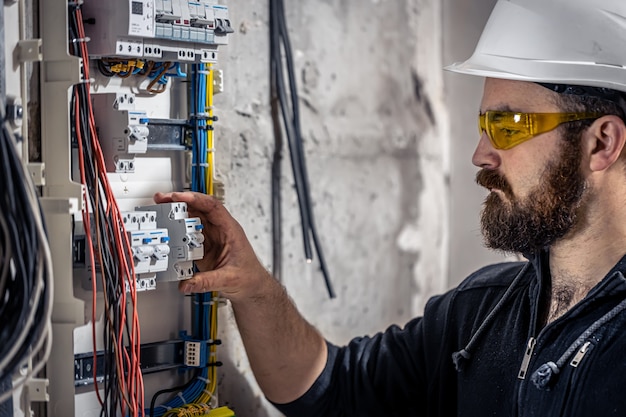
top-left (154, 191), bottom-right (327, 404)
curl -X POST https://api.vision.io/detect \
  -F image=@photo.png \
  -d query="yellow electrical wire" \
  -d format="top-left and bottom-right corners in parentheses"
top-left (206, 64), bottom-right (215, 196)
top-left (164, 64), bottom-right (229, 417)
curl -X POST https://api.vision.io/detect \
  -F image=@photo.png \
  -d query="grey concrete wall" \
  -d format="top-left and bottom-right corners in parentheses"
top-left (211, 1), bottom-right (449, 415)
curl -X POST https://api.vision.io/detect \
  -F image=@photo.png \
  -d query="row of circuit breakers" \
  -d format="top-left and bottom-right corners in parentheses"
top-left (75, 202), bottom-right (204, 291)
top-left (83, 0), bottom-right (233, 62)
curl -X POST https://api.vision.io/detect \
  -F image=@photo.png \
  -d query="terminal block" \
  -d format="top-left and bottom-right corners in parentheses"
top-left (136, 202), bottom-right (205, 281)
top-left (134, 273), bottom-right (158, 292)
top-left (183, 341), bottom-right (204, 367)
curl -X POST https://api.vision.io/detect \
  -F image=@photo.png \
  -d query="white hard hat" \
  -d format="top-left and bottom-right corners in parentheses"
top-left (445, 0), bottom-right (626, 93)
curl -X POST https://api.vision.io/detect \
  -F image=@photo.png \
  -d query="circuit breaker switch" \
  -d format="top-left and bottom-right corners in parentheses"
top-left (134, 245), bottom-right (155, 261)
top-left (128, 125), bottom-right (149, 141)
top-left (153, 244), bottom-right (171, 260)
top-left (188, 232), bottom-right (204, 248)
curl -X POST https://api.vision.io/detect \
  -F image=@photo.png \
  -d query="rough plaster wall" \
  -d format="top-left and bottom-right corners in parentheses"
top-left (209, 1), bottom-right (448, 415)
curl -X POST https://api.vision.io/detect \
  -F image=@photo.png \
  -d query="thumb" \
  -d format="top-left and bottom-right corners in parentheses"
top-left (178, 268), bottom-right (242, 297)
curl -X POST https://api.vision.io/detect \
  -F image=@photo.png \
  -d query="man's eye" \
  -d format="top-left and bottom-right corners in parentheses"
top-left (498, 128), bottom-right (520, 137)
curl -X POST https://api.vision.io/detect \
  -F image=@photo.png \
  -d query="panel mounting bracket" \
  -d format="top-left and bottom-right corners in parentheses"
top-left (17, 39), bottom-right (43, 63)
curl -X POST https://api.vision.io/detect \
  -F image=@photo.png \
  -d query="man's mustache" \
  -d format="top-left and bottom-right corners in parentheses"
top-left (475, 169), bottom-right (513, 197)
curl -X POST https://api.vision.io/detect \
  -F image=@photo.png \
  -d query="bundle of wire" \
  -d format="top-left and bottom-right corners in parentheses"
top-left (97, 59), bottom-right (186, 94)
top-left (0, 102), bottom-right (53, 405)
top-left (269, 0), bottom-right (335, 298)
top-left (147, 293), bottom-right (219, 417)
top-left (69, 4), bottom-right (144, 416)
top-left (190, 63), bottom-right (209, 194)
top-left (147, 64), bottom-right (220, 417)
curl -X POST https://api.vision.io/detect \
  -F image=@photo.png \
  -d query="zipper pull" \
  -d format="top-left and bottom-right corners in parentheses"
top-left (518, 337), bottom-right (537, 380)
top-left (570, 341), bottom-right (592, 368)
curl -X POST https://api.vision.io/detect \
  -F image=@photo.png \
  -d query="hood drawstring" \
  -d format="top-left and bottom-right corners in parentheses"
top-left (452, 263), bottom-right (531, 372)
top-left (531, 294), bottom-right (626, 390)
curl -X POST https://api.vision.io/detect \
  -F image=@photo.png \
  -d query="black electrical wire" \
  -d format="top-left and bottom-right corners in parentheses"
top-left (69, 4), bottom-right (135, 415)
top-left (270, 89), bottom-right (283, 281)
top-left (0, 100), bottom-right (50, 402)
top-left (270, 0), bottom-right (284, 282)
top-left (190, 64), bottom-right (203, 192)
top-left (148, 369), bottom-right (200, 417)
top-left (269, 0), bottom-right (335, 298)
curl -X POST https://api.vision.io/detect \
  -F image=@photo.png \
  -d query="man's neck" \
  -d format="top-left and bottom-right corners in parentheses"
top-left (546, 217), bottom-right (626, 323)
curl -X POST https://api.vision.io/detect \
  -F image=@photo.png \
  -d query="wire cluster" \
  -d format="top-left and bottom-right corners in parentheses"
top-left (269, 0), bottom-right (335, 297)
top-left (0, 99), bottom-right (53, 405)
top-left (148, 64), bottom-right (220, 416)
top-left (69, 4), bottom-right (144, 416)
top-left (98, 59), bottom-right (187, 94)
top-left (190, 63), bottom-right (216, 195)
top-left (147, 293), bottom-right (219, 417)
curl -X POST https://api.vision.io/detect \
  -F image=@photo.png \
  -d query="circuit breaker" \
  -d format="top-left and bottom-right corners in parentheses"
top-left (91, 92), bottom-right (149, 173)
top-left (81, 0), bottom-right (230, 62)
top-left (136, 202), bottom-right (205, 281)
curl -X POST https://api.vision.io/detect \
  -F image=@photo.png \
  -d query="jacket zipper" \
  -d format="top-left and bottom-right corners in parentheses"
top-left (569, 341), bottom-right (592, 368)
top-left (518, 337), bottom-right (536, 379)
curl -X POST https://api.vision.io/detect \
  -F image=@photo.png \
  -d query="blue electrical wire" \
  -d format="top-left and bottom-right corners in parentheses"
top-left (191, 63), bottom-right (208, 194)
top-left (144, 64), bottom-right (213, 417)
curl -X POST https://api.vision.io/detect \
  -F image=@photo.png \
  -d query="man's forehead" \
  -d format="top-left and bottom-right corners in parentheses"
top-left (480, 78), bottom-right (557, 112)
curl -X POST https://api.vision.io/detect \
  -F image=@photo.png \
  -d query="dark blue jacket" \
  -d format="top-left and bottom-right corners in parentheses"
top-left (275, 253), bottom-right (626, 416)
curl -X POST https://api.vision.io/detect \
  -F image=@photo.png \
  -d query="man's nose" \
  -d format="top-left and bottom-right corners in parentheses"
top-left (472, 132), bottom-right (501, 170)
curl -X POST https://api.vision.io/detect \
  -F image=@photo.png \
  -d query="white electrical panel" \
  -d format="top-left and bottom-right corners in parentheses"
top-left (82, 0), bottom-right (231, 61)
top-left (34, 0), bottom-right (229, 413)
top-left (136, 202), bottom-right (205, 281)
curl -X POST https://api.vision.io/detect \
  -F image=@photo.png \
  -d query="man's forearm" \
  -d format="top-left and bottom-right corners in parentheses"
top-left (231, 274), bottom-right (328, 404)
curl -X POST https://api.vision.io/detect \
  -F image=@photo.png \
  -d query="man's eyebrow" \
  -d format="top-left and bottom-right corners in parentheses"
top-left (479, 104), bottom-right (515, 114)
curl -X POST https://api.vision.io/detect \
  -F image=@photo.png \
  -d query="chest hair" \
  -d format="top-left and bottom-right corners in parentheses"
top-left (546, 280), bottom-right (593, 324)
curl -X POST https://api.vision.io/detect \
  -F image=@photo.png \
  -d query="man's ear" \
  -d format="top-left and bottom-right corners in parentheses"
top-left (587, 115), bottom-right (626, 172)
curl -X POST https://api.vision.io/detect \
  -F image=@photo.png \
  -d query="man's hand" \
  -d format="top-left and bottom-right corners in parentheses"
top-left (153, 191), bottom-right (272, 302)
top-left (153, 191), bottom-right (327, 403)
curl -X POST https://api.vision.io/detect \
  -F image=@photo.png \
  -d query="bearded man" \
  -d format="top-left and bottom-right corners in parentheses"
top-left (155, 0), bottom-right (626, 415)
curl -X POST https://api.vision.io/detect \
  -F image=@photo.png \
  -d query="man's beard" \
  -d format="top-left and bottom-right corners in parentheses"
top-left (476, 138), bottom-right (587, 254)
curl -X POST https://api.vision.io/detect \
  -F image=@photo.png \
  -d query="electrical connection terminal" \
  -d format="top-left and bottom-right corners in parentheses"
top-left (180, 330), bottom-right (221, 368)
top-left (136, 202), bottom-right (205, 281)
top-left (213, 68), bottom-right (224, 94)
top-left (184, 341), bottom-right (204, 367)
top-left (122, 210), bottom-right (158, 231)
top-left (135, 274), bottom-right (157, 291)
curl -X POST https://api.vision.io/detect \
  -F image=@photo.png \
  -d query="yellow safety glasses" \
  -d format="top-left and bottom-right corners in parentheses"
top-left (478, 111), bottom-right (604, 150)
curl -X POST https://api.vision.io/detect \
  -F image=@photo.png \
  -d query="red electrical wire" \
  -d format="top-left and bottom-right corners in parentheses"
top-left (72, 6), bottom-right (145, 416)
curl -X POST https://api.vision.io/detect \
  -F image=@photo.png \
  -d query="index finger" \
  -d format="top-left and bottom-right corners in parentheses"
top-left (153, 191), bottom-right (233, 228)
